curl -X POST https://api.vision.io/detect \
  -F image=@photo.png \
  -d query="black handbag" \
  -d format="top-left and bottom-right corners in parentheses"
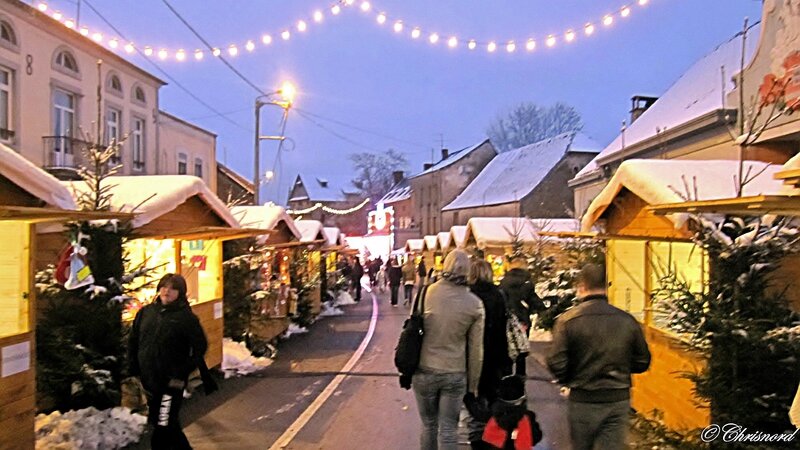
top-left (394, 284), bottom-right (428, 375)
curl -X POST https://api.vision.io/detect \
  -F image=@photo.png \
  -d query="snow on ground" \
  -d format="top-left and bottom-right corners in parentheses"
top-left (36, 407), bottom-right (146, 450)
top-left (221, 338), bottom-right (273, 378)
top-left (283, 323), bottom-right (308, 339)
top-left (319, 302), bottom-right (344, 317)
top-left (335, 290), bottom-right (356, 306)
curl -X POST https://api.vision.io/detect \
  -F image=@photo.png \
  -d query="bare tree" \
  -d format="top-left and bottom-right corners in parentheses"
top-left (348, 149), bottom-right (408, 202)
top-left (487, 102), bottom-right (584, 152)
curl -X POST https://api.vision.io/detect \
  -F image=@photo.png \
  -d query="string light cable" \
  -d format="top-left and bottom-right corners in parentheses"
top-left (287, 198), bottom-right (371, 215)
top-left (32, 0), bottom-right (658, 61)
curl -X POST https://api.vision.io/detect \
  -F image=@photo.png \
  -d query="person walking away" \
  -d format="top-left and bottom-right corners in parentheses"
top-left (407, 250), bottom-right (485, 450)
top-left (128, 274), bottom-right (210, 450)
top-left (417, 256), bottom-right (428, 289)
top-left (499, 257), bottom-right (544, 377)
top-left (388, 258), bottom-right (403, 307)
top-left (402, 258), bottom-right (417, 306)
top-left (546, 264), bottom-right (651, 450)
top-left (351, 258), bottom-right (365, 302)
top-left (466, 260), bottom-right (513, 449)
top-left (377, 264), bottom-right (387, 293)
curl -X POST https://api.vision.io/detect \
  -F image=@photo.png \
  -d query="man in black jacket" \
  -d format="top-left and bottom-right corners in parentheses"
top-left (129, 274), bottom-right (209, 450)
top-left (546, 264), bottom-right (651, 450)
top-left (387, 258), bottom-right (403, 306)
top-left (499, 257), bottom-right (543, 377)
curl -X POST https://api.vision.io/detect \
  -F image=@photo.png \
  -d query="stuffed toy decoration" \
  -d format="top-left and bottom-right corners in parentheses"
top-left (56, 232), bottom-right (95, 290)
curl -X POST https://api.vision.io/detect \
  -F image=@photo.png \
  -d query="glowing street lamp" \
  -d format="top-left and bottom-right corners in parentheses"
top-left (254, 81), bottom-right (296, 204)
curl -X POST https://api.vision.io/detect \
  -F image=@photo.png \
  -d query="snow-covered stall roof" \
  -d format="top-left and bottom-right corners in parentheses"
top-left (581, 159), bottom-right (784, 232)
top-left (323, 227), bottom-right (347, 247)
top-left (445, 133), bottom-right (600, 211)
top-left (450, 225), bottom-right (468, 248)
top-left (410, 139), bottom-right (491, 179)
top-left (230, 203), bottom-right (301, 241)
top-left (405, 238), bottom-right (424, 252)
top-left (64, 175), bottom-right (238, 229)
top-left (574, 25), bottom-right (760, 181)
top-left (0, 143), bottom-right (76, 210)
top-left (437, 231), bottom-right (452, 251)
top-left (295, 219), bottom-right (326, 243)
top-left (423, 235), bottom-right (438, 252)
top-left (289, 174), bottom-right (358, 202)
top-left (463, 217), bottom-right (581, 249)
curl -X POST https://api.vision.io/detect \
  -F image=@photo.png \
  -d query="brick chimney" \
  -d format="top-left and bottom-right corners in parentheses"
top-left (392, 170), bottom-right (404, 184)
top-left (441, 148), bottom-right (449, 160)
top-left (630, 95), bottom-right (658, 123)
top-left (423, 163), bottom-right (434, 170)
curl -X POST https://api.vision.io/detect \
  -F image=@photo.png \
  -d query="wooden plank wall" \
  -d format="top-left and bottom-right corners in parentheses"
top-left (191, 300), bottom-right (223, 368)
top-left (605, 190), bottom-right (691, 239)
top-left (0, 332), bottom-right (35, 450)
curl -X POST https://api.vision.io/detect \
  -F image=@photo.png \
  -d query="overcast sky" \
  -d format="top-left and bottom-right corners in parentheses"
top-left (46, 0), bottom-right (764, 203)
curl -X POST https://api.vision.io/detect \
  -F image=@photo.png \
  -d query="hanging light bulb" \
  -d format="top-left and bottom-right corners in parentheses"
top-left (331, 4), bottom-right (341, 15)
top-left (194, 49), bottom-right (204, 60)
top-left (584, 23), bottom-right (595, 35)
top-left (565, 30), bottom-right (576, 42)
top-left (281, 30), bottom-right (291, 40)
top-left (176, 49), bottom-right (186, 61)
top-left (506, 41), bottom-right (516, 52)
top-left (360, 1), bottom-right (371, 12)
top-left (376, 13), bottom-right (386, 24)
top-left (124, 43), bottom-right (135, 53)
top-left (526, 39), bottom-right (536, 51)
top-left (621, 6), bottom-right (631, 17)
top-left (157, 48), bottom-right (168, 60)
top-left (411, 28), bottom-right (421, 39)
top-left (428, 33), bottom-right (439, 44)
top-left (245, 40), bottom-right (255, 51)
top-left (468, 40), bottom-right (477, 50)
top-left (487, 41), bottom-right (497, 52)
top-left (228, 45), bottom-right (238, 56)
top-left (603, 15), bottom-right (614, 26)
top-left (52, 11), bottom-right (63, 21)
top-left (313, 10), bottom-right (324, 22)
top-left (546, 35), bottom-right (556, 47)
top-left (297, 20), bottom-right (307, 32)
top-left (64, 19), bottom-right (75, 29)
top-left (37, 2), bottom-right (48, 12)
top-left (79, 27), bottom-right (89, 36)
top-left (143, 46), bottom-right (153, 56)
top-left (345, 0), bottom-right (355, 5)
top-left (262, 34), bottom-right (272, 45)
top-left (212, 47), bottom-right (221, 57)
top-left (447, 36), bottom-right (457, 48)
top-left (393, 21), bottom-right (403, 33)
top-left (91, 32), bottom-right (102, 43)
top-left (638, 0), bottom-right (648, 6)
top-left (108, 38), bottom-right (119, 49)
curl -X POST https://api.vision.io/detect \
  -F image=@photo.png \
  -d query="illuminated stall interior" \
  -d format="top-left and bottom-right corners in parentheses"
top-left (323, 227), bottom-right (346, 276)
top-left (295, 220), bottom-right (327, 314)
top-left (403, 238), bottom-right (424, 265)
top-left (422, 235), bottom-right (438, 271)
top-left (435, 231), bottom-right (451, 269)
top-left (580, 158), bottom-right (786, 431)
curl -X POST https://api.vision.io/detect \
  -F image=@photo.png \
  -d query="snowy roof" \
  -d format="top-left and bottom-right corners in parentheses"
top-left (230, 203), bottom-right (301, 241)
top-left (323, 227), bottom-right (347, 247)
top-left (295, 219), bottom-right (326, 243)
top-left (450, 225), bottom-right (468, 248)
top-left (405, 238), bottom-right (424, 252)
top-left (437, 231), bottom-right (452, 251)
top-left (380, 178), bottom-right (411, 204)
top-left (423, 235), bottom-right (438, 251)
top-left (0, 143), bottom-right (76, 209)
top-left (575, 25), bottom-right (760, 180)
top-left (410, 139), bottom-right (491, 179)
top-left (64, 175), bottom-right (238, 229)
top-left (581, 159), bottom-right (785, 231)
top-left (444, 132), bottom-right (600, 211)
top-left (463, 217), bottom-right (580, 249)
top-left (290, 174), bottom-right (359, 202)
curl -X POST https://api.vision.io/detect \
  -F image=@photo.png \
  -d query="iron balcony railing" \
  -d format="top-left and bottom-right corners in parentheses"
top-left (42, 136), bottom-right (91, 169)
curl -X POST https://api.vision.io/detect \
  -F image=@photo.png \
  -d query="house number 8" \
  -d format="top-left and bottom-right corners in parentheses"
top-left (25, 54), bottom-right (33, 75)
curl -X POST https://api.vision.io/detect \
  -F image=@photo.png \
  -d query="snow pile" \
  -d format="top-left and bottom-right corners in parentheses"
top-left (336, 290), bottom-right (356, 306)
top-left (283, 323), bottom-right (308, 339)
top-left (319, 302), bottom-right (344, 317)
top-left (221, 338), bottom-right (273, 378)
top-left (36, 407), bottom-right (146, 449)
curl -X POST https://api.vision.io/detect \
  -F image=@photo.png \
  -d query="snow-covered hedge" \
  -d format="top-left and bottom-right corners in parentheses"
top-left (36, 407), bottom-right (146, 449)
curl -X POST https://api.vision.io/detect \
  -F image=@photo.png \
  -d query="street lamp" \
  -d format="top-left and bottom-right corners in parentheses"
top-left (254, 81), bottom-right (295, 204)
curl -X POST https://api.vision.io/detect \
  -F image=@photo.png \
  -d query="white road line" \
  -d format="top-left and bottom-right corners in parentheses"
top-left (269, 290), bottom-right (380, 449)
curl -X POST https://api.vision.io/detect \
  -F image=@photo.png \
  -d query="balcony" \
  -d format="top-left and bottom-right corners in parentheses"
top-left (42, 136), bottom-right (92, 169)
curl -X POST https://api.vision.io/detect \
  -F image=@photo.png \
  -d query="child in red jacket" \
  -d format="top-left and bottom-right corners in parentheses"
top-left (481, 375), bottom-right (543, 450)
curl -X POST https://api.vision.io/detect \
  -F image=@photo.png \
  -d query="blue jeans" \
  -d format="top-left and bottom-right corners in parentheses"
top-left (412, 371), bottom-right (467, 450)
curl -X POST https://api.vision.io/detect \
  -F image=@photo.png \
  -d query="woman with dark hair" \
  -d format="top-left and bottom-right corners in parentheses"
top-left (128, 273), bottom-right (209, 450)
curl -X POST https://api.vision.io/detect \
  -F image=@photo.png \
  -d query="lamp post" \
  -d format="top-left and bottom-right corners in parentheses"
top-left (254, 81), bottom-right (296, 205)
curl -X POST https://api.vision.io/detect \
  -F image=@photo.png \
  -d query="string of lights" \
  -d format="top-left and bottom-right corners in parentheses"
top-left (287, 198), bottom-right (371, 215)
top-left (32, 0), bottom-right (657, 61)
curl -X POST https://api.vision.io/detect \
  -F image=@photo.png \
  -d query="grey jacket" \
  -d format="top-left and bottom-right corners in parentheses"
top-left (417, 278), bottom-right (485, 393)
top-left (546, 294), bottom-right (651, 403)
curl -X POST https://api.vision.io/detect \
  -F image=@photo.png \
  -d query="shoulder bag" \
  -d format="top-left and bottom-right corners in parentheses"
top-left (394, 284), bottom-right (428, 375)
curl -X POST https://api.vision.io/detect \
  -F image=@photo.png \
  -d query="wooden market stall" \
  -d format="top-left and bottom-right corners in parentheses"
top-left (39, 176), bottom-right (251, 370)
top-left (580, 158), bottom-right (787, 431)
top-left (231, 203), bottom-right (303, 341)
top-left (422, 235), bottom-right (438, 270)
top-left (295, 220), bottom-right (327, 314)
top-left (435, 231), bottom-right (452, 269)
top-left (449, 225), bottom-right (468, 250)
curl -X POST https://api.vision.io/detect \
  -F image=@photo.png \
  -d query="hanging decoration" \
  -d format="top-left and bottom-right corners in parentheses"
top-left (32, 0), bottom-right (658, 62)
top-left (287, 197), bottom-right (371, 215)
top-left (54, 233), bottom-right (96, 290)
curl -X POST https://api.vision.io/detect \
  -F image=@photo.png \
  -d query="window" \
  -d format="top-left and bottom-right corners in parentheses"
top-left (107, 74), bottom-right (122, 95)
top-left (194, 158), bottom-right (203, 178)
top-left (0, 19), bottom-right (17, 48)
top-left (134, 86), bottom-right (146, 104)
top-left (0, 67), bottom-right (13, 142)
top-left (132, 117), bottom-right (145, 171)
top-left (54, 50), bottom-right (79, 74)
top-left (51, 89), bottom-right (75, 166)
top-left (177, 153), bottom-right (187, 175)
top-left (105, 107), bottom-right (121, 162)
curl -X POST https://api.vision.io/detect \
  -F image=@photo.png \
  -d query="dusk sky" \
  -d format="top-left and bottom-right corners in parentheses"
top-left (42, 0), bottom-right (764, 203)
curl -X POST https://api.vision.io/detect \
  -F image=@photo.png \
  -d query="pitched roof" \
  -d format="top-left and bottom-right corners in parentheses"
top-left (423, 235), bottom-right (438, 251)
top-left (323, 227), bottom-right (347, 247)
top-left (405, 238), bottom-right (424, 252)
top-left (444, 132), bottom-right (600, 211)
top-left (0, 143), bottom-right (76, 209)
top-left (581, 159), bottom-right (784, 231)
top-left (295, 219), bottom-right (326, 242)
top-left (64, 175), bottom-right (238, 228)
top-left (450, 225), bottom-right (468, 248)
top-left (410, 139), bottom-right (492, 179)
top-left (217, 163), bottom-right (254, 195)
top-left (289, 174), bottom-right (359, 203)
top-left (230, 203), bottom-right (301, 241)
top-left (575, 25), bottom-right (760, 181)
top-left (437, 231), bottom-right (452, 251)
top-left (379, 178), bottom-right (411, 204)
top-left (463, 217), bottom-right (581, 249)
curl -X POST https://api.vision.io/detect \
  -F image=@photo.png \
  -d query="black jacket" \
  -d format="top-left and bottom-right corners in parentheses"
top-left (470, 281), bottom-right (513, 399)
top-left (546, 294), bottom-right (651, 403)
top-left (129, 298), bottom-right (208, 393)
top-left (388, 265), bottom-right (403, 286)
top-left (498, 268), bottom-right (544, 327)
top-left (351, 263), bottom-right (364, 281)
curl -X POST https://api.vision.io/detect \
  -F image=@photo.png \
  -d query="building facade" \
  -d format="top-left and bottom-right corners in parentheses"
top-left (374, 170), bottom-right (416, 248)
top-left (159, 111), bottom-right (217, 191)
top-left (286, 174), bottom-right (367, 236)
